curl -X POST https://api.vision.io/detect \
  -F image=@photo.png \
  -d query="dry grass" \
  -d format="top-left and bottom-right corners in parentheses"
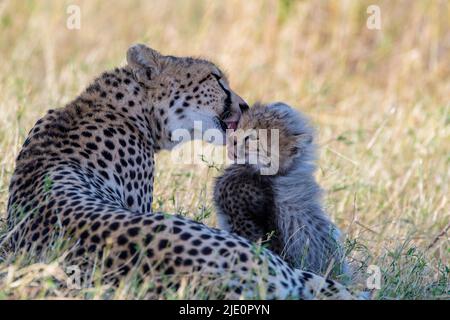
top-left (0, 0), bottom-right (448, 299)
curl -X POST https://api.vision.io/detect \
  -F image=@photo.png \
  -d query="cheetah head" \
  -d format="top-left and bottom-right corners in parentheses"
top-left (127, 44), bottom-right (248, 149)
top-left (228, 102), bottom-right (315, 175)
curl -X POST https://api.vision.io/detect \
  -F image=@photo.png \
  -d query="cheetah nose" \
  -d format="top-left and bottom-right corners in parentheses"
top-left (239, 103), bottom-right (249, 112)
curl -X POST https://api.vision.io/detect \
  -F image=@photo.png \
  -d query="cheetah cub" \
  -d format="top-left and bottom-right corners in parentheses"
top-left (214, 102), bottom-right (347, 276)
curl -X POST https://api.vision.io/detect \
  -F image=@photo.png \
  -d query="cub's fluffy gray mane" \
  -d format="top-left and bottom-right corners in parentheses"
top-left (268, 102), bottom-right (347, 275)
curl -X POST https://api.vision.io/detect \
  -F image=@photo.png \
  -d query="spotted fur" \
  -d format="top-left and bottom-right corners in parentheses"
top-left (6, 45), bottom-right (355, 299)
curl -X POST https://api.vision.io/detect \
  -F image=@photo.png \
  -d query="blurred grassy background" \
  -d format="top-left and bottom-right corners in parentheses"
top-left (0, 0), bottom-right (448, 299)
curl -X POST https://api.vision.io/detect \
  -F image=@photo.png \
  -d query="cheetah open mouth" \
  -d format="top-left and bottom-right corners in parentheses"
top-left (218, 118), bottom-right (239, 132)
top-left (219, 106), bottom-right (241, 132)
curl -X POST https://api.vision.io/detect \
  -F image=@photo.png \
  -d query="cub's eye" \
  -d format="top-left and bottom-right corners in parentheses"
top-left (290, 146), bottom-right (299, 156)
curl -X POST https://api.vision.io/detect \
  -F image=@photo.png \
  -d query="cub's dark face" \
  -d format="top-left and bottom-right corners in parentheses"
top-left (127, 44), bottom-right (248, 149)
top-left (227, 102), bottom-right (314, 174)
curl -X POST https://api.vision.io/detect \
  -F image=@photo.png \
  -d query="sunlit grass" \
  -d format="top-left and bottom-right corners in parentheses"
top-left (0, 0), bottom-right (448, 299)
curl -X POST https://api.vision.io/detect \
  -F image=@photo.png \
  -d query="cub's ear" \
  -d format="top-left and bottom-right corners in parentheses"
top-left (127, 44), bottom-right (162, 85)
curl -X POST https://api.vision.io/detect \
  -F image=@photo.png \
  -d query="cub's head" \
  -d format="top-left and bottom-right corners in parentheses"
top-left (127, 44), bottom-right (248, 149)
top-left (228, 102), bottom-right (315, 175)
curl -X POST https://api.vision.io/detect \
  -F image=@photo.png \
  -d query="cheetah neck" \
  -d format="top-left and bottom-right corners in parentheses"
top-left (63, 67), bottom-right (176, 212)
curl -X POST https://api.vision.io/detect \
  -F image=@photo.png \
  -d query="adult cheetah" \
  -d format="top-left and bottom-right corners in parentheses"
top-left (5, 44), bottom-right (357, 299)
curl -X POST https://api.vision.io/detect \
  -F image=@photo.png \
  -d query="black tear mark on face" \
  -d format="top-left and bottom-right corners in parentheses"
top-left (198, 74), bottom-right (211, 84)
top-left (211, 74), bottom-right (232, 119)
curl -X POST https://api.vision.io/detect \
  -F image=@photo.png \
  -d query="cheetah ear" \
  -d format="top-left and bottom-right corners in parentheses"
top-left (127, 44), bottom-right (162, 85)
